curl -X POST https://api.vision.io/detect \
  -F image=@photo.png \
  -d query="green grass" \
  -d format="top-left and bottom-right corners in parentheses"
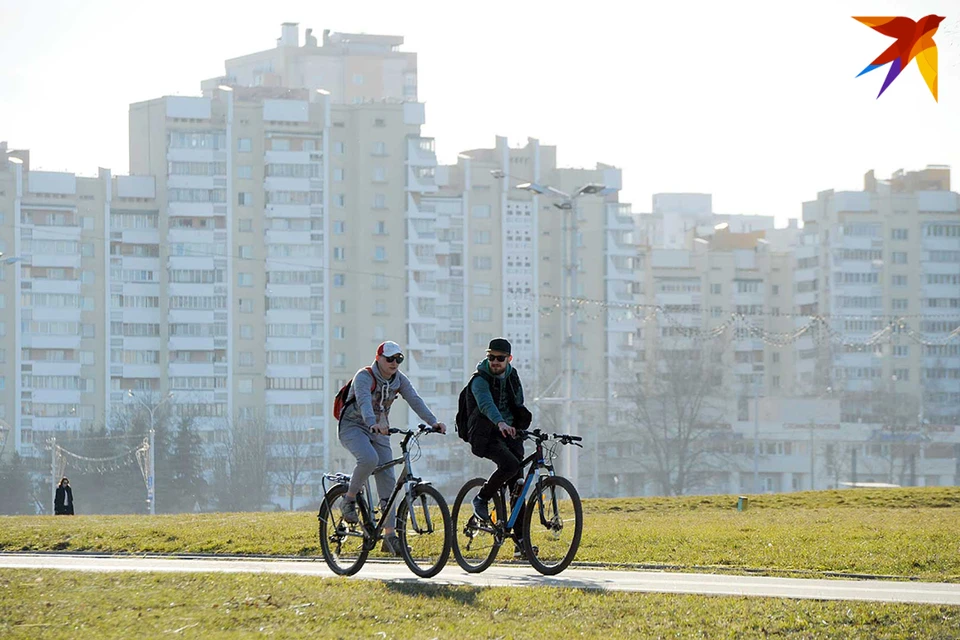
top-left (2, 487), bottom-right (960, 580)
top-left (2, 569), bottom-right (959, 639)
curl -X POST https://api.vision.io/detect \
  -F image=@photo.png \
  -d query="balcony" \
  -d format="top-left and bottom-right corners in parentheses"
top-left (28, 278), bottom-right (82, 295)
top-left (264, 176), bottom-right (312, 193)
top-left (167, 175), bottom-right (217, 190)
top-left (168, 336), bottom-right (215, 351)
top-left (605, 203), bottom-right (634, 231)
top-left (169, 362), bottom-right (216, 377)
top-left (406, 137), bottom-right (438, 168)
top-left (406, 167), bottom-right (438, 194)
top-left (167, 202), bottom-right (220, 217)
top-left (27, 253), bottom-right (81, 269)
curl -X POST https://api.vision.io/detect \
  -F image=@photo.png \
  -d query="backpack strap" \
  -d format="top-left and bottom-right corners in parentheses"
top-left (343, 366), bottom-right (376, 412)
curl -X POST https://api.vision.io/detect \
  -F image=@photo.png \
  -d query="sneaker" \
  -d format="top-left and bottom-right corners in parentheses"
top-left (341, 497), bottom-right (359, 524)
top-left (472, 495), bottom-right (490, 522)
top-left (381, 532), bottom-right (407, 556)
top-left (514, 544), bottom-right (539, 560)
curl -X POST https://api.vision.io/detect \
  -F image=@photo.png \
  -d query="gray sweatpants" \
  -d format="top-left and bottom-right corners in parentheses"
top-left (338, 422), bottom-right (398, 524)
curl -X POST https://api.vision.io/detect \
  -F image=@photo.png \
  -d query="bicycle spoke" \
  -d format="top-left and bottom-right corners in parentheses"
top-left (523, 476), bottom-right (583, 575)
top-left (398, 485), bottom-right (451, 578)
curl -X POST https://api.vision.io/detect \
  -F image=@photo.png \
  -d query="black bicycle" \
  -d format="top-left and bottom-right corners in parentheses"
top-left (318, 423), bottom-right (451, 578)
top-left (451, 428), bottom-right (584, 576)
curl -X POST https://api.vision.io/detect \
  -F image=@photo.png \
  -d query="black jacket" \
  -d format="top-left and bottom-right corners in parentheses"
top-left (465, 368), bottom-right (532, 455)
top-left (54, 486), bottom-right (74, 515)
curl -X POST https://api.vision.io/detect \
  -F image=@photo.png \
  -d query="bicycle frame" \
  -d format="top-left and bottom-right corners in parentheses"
top-left (321, 425), bottom-right (438, 548)
top-left (504, 438), bottom-right (553, 531)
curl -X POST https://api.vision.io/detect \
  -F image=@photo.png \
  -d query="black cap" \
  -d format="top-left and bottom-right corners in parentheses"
top-left (487, 337), bottom-right (511, 355)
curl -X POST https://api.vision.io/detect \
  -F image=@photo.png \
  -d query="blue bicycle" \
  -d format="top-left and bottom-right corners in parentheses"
top-left (451, 428), bottom-right (584, 576)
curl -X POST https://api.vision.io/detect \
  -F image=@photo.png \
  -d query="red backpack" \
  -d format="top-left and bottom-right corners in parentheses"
top-left (333, 367), bottom-right (376, 421)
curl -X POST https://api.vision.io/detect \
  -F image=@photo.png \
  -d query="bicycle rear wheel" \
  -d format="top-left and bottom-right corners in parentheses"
top-left (451, 477), bottom-right (499, 573)
top-left (522, 475), bottom-right (582, 575)
top-left (318, 484), bottom-right (369, 576)
top-left (397, 484), bottom-right (452, 578)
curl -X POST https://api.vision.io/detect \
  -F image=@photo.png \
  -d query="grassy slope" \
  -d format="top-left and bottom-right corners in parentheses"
top-left (2, 570), bottom-right (959, 639)
top-left (2, 487), bottom-right (959, 580)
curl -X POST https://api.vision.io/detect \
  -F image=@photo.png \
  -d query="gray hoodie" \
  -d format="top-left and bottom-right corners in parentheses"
top-left (339, 361), bottom-right (438, 430)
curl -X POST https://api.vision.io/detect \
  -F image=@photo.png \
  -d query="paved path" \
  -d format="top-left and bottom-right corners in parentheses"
top-left (2, 554), bottom-right (959, 605)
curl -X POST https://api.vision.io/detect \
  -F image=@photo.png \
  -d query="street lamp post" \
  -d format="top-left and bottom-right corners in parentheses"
top-left (515, 181), bottom-right (608, 487)
top-left (128, 391), bottom-right (173, 515)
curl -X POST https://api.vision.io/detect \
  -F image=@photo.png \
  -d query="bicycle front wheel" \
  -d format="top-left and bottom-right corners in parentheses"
top-left (523, 475), bottom-right (583, 575)
top-left (318, 484), bottom-right (369, 576)
top-left (451, 477), bottom-right (499, 573)
top-left (397, 484), bottom-right (452, 578)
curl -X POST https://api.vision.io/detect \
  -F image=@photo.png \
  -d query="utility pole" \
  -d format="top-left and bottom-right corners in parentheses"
top-left (148, 426), bottom-right (156, 515)
top-left (753, 377), bottom-right (760, 493)
top-left (50, 436), bottom-right (57, 515)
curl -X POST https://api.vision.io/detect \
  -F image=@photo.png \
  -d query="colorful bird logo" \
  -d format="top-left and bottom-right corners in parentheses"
top-left (854, 15), bottom-right (945, 101)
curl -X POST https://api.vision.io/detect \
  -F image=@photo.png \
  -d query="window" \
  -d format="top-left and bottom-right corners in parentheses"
top-left (473, 283), bottom-right (492, 296)
top-left (238, 219), bottom-right (252, 232)
top-left (240, 325), bottom-right (253, 339)
top-left (893, 345), bottom-right (909, 358)
top-left (334, 141), bottom-right (345, 154)
top-left (333, 274), bottom-right (345, 287)
top-left (237, 165), bottom-right (253, 179)
top-left (81, 216), bottom-right (94, 230)
top-left (710, 283), bottom-right (722, 295)
top-left (333, 247), bottom-right (345, 261)
top-left (333, 220), bottom-right (346, 234)
top-left (81, 243), bottom-right (94, 257)
top-left (336, 194), bottom-right (346, 207)
top-left (238, 273), bottom-right (253, 287)
top-left (352, 73), bottom-right (364, 85)
top-left (237, 138), bottom-right (252, 152)
top-left (239, 352), bottom-right (254, 367)
top-left (473, 307), bottom-right (493, 322)
top-left (238, 379), bottom-right (253, 393)
top-left (891, 228), bottom-right (908, 240)
top-left (238, 298), bottom-right (253, 313)
top-left (374, 247), bottom-right (387, 262)
top-left (373, 194), bottom-right (386, 209)
top-left (893, 368), bottom-right (909, 382)
top-left (373, 275), bottom-right (388, 289)
top-left (334, 300), bottom-right (346, 314)
top-left (374, 118), bottom-right (385, 127)
top-left (238, 192), bottom-right (252, 206)
top-left (80, 351), bottom-right (94, 365)
top-left (372, 141), bottom-right (386, 155)
top-left (372, 167), bottom-right (386, 182)
top-left (892, 298), bottom-right (908, 310)
top-left (474, 230), bottom-right (491, 245)
top-left (771, 285), bottom-right (780, 295)
top-left (374, 221), bottom-right (387, 235)
top-left (473, 256), bottom-right (492, 270)
top-left (891, 251), bottom-right (907, 264)
top-left (472, 204), bottom-right (491, 218)
top-left (81, 270), bottom-right (95, 284)
top-left (334, 326), bottom-right (346, 339)
top-left (892, 275), bottom-right (907, 287)
top-left (238, 245), bottom-right (252, 259)
top-left (772, 352), bottom-right (780, 363)
top-left (333, 168), bottom-right (344, 182)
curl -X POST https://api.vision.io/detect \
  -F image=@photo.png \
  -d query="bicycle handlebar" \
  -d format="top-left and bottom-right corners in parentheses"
top-left (516, 428), bottom-right (584, 447)
top-left (388, 423), bottom-right (443, 436)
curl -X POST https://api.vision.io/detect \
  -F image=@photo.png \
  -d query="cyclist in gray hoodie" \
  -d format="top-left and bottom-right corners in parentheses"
top-left (337, 341), bottom-right (447, 555)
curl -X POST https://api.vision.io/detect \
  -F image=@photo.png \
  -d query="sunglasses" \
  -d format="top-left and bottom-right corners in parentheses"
top-left (487, 354), bottom-right (508, 362)
top-left (383, 354), bottom-right (404, 364)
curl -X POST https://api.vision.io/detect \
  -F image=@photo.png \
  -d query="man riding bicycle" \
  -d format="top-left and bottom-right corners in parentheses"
top-left (459, 337), bottom-right (533, 558)
top-left (338, 341), bottom-right (447, 555)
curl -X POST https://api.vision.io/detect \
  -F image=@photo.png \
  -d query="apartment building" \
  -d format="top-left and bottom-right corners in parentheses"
top-left (412, 136), bottom-right (630, 495)
top-left (219, 24), bottom-right (418, 105)
top-left (798, 166), bottom-right (960, 424)
top-left (0, 146), bottom-right (161, 461)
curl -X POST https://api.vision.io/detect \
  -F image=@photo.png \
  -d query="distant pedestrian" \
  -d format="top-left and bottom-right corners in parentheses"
top-left (54, 477), bottom-right (74, 515)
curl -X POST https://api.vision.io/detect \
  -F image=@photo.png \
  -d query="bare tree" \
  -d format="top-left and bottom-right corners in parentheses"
top-left (220, 412), bottom-right (272, 512)
top-left (624, 343), bottom-right (731, 496)
top-left (270, 418), bottom-right (321, 511)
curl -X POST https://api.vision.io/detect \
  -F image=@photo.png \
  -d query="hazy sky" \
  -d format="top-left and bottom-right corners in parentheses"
top-left (2, 0), bottom-right (958, 226)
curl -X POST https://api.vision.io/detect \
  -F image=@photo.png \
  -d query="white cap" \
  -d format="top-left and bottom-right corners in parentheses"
top-left (377, 341), bottom-right (403, 358)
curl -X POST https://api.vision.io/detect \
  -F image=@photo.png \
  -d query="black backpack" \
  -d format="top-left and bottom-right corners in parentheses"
top-left (455, 372), bottom-right (482, 442)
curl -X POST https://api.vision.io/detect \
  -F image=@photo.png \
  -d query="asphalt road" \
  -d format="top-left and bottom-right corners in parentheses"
top-left (2, 554), bottom-right (959, 605)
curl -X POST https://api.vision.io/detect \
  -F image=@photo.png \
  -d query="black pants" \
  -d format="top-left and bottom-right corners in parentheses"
top-left (476, 435), bottom-right (526, 538)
